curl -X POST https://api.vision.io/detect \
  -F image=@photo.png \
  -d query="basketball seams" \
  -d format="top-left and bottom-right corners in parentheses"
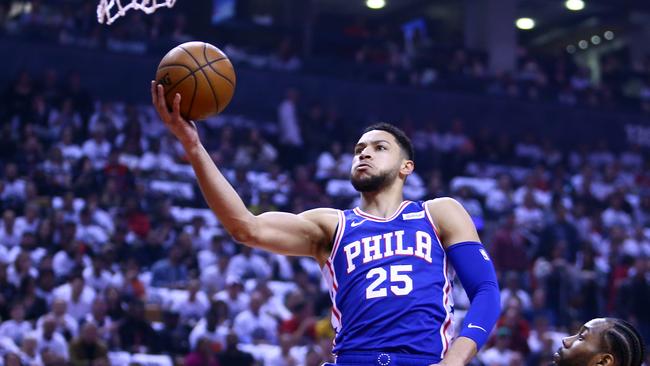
top-left (186, 73), bottom-right (198, 119)
top-left (201, 43), bottom-right (220, 114)
top-left (206, 61), bottom-right (235, 87)
top-left (159, 57), bottom-right (227, 98)
top-left (156, 63), bottom-right (194, 71)
top-left (178, 45), bottom-right (204, 68)
top-left (179, 44), bottom-right (221, 117)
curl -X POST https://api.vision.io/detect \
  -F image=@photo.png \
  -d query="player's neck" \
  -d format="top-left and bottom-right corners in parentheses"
top-left (358, 186), bottom-right (405, 219)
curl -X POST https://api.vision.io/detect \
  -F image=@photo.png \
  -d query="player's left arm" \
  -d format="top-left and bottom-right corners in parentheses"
top-left (426, 197), bottom-right (501, 366)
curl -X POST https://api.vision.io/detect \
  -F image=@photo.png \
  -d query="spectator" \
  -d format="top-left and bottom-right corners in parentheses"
top-left (491, 213), bottom-right (529, 274)
top-left (19, 333), bottom-right (42, 365)
top-left (515, 191), bottom-right (545, 233)
top-left (279, 299), bottom-right (318, 344)
top-left (453, 185), bottom-right (484, 231)
top-left (265, 334), bottom-right (299, 366)
top-left (478, 326), bottom-right (518, 366)
top-left (233, 290), bottom-right (278, 344)
top-left (527, 315), bottom-right (566, 358)
top-left (15, 202), bottom-right (40, 235)
top-left (0, 263), bottom-right (17, 320)
top-left (32, 315), bottom-right (69, 362)
top-left (226, 245), bottom-right (271, 282)
top-left (38, 298), bottom-right (79, 340)
top-left (75, 207), bottom-right (109, 252)
top-left (185, 336), bottom-right (220, 366)
top-left (18, 276), bottom-right (48, 321)
top-left (213, 276), bottom-right (250, 318)
top-left (53, 273), bottom-right (96, 322)
top-left (68, 322), bottom-right (109, 366)
top-left (201, 255), bottom-right (230, 296)
top-left (171, 279), bottom-right (210, 325)
top-left (217, 332), bottom-right (255, 366)
top-left (538, 205), bottom-right (580, 262)
top-left (117, 299), bottom-right (156, 353)
top-left (617, 257), bottom-right (650, 344)
top-left (57, 127), bottom-right (83, 164)
top-left (151, 245), bottom-right (189, 288)
top-left (53, 240), bottom-right (88, 279)
top-left (0, 303), bottom-right (32, 345)
top-left (1, 164), bottom-right (27, 205)
top-left (485, 174), bottom-right (515, 216)
top-left (277, 88), bottom-right (303, 167)
top-left (500, 272), bottom-right (532, 312)
top-left (83, 298), bottom-right (115, 346)
top-left (0, 210), bottom-right (22, 249)
top-left (156, 310), bottom-right (190, 356)
top-left (82, 256), bottom-right (113, 293)
top-left (81, 125), bottom-right (111, 170)
top-left (189, 300), bottom-right (230, 352)
top-left (601, 194), bottom-right (632, 229)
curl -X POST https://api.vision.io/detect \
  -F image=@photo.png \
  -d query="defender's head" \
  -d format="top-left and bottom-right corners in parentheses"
top-left (554, 318), bottom-right (645, 366)
top-left (350, 123), bottom-right (414, 192)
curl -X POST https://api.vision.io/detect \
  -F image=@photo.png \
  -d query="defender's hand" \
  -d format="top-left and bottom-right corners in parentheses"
top-left (151, 80), bottom-right (200, 149)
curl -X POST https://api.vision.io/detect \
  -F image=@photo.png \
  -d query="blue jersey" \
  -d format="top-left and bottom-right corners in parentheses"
top-left (321, 200), bottom-right (454, 359)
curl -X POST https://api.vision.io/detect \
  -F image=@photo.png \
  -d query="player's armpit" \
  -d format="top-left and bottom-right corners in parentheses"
top-left (241, 208), bottom-right (339, 262)
top-left (425, 197), bottom-right (480, 249)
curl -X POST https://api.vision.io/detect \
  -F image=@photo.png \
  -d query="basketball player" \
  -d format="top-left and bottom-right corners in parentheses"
top-left (554, 318), bottom-right (645, 366)
top-left (151, 82), bottom-right (501, 366)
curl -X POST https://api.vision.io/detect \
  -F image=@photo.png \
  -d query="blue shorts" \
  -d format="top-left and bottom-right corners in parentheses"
top-left (324, 351), bottom-right (440, 366)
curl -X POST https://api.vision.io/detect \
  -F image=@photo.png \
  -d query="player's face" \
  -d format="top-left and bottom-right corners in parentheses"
top-left (350, 130), bottom-right (405, 192)
top-left (553, 318), bottom-right (613, 366)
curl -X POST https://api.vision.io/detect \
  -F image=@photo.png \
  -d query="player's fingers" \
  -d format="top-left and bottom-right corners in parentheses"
top-left (155, 84), bottom-right (171, 119)
top-left (150, 80), bottom-right (156, 106)
top-left (172, 93), bottom-right (182, 121)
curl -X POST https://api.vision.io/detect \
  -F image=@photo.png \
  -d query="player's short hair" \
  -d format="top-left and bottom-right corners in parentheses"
top-left (603, 318), bottom-right (646, 366)
top-left (363, 123), bottom-right (415, 161)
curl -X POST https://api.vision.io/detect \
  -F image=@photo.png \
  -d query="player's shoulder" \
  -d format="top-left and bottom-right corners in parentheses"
top-left (298, 207), bottom-right (341, 227)
top-left (424, 197), bottom-right (470, 230)
top-left (424, 196), bottom-right (465, 213)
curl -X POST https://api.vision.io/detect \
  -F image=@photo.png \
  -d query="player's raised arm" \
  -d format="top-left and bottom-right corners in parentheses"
top-left (151, 82), bottom-right (335, 260)
top-left (427, 197), bottom-right (501, 366)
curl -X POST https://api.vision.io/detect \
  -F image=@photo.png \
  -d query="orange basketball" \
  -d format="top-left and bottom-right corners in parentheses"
top-left (155, 41), bottom-right (236, 121)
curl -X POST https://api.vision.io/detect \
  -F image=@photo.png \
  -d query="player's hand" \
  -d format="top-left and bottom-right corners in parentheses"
top-left (151, 80), bottom-right (200, 149)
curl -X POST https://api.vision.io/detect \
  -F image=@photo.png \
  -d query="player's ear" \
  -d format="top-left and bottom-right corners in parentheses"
top-left (400, 159), bottom-right (414, 176)
top-left (595, 353), bottom-right (614, 366)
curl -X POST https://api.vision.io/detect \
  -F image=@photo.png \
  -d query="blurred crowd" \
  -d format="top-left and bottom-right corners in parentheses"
top-left (0, 60), bottom-right (649, 366)
top-left (2, 0), bottom-right (650, 113)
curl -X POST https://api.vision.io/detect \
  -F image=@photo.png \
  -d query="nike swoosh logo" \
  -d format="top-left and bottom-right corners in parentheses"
top-left (350, 220), bottom-right (367, 227)
top-left (468, 323), bottom-right (487, 332)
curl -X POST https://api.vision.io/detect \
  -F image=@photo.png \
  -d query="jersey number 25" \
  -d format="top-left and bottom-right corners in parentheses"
top-left (365, 265), bottom-right (413, 299)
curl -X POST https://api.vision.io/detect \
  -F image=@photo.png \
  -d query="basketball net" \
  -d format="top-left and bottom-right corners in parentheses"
top-left (97, 0), bottom-right (177, 25)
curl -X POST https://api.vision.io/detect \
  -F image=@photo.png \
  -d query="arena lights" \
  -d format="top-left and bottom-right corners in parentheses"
top-left (565, 0), bottom-right (585, 11)
top-left (567, 32), bottom-right (613, 54)
top-left (366, 0), bottom-right (386, 9)
top-left (515, 18), bottom-right (535, 30)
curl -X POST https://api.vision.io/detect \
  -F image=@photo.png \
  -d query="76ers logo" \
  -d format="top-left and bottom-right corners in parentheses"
top-left (158, 73), bottom-right (172, 86)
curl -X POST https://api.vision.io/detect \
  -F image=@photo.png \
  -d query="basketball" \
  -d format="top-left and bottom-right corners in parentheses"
top-left (155, 41), bottom-right (236, 121)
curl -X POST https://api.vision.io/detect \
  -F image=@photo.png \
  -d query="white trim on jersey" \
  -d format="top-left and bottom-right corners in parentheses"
top-left (322, 210), bottom-right (346, 340)
top-left (329, 210), bottom-right (347, 262)
top-left (424, 202), bottom-right (454, 359)
top-left (352, 200), bottom-right (412, 222)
